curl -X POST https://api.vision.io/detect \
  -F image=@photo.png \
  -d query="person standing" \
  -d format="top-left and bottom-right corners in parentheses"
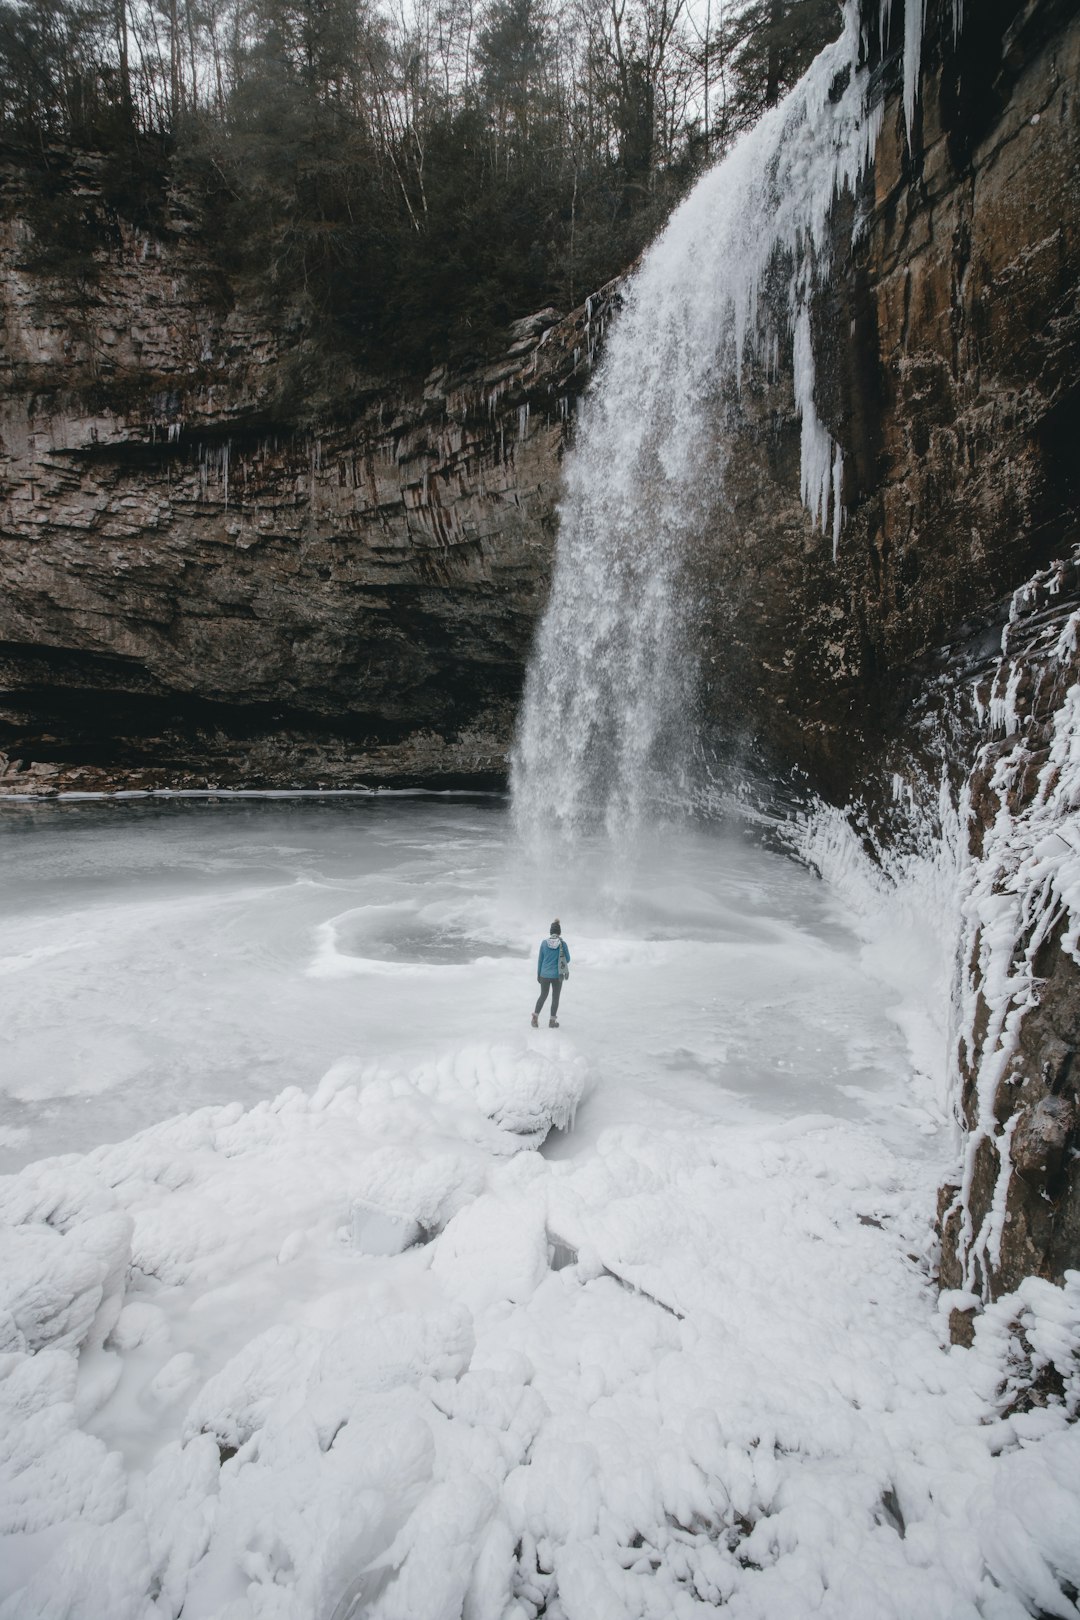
top-left (531, 919), bottom-right (570, 1027)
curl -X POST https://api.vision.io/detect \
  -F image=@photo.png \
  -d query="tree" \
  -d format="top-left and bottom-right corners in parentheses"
top-left (476, 0), bottom-right (555, 150)
top-left (723, 0), bottom-right (839, 130)
top-left (1, 0), bottom-right (848, 389)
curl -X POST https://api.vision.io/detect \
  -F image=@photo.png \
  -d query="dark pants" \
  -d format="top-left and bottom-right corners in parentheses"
top-left (534, 976), bottom-right (562, 1018)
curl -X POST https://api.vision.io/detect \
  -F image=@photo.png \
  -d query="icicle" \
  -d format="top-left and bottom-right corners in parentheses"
top-left (794, 308), bottom-right (839, 541)
top-left (972, 679), bottom-right (987, 727)
top-left (831, 446), bottom-right (844, 560)
top-left (903, 0), bottom-right (926, 148)
top-left (988, 661), bottom-right (1024, 737)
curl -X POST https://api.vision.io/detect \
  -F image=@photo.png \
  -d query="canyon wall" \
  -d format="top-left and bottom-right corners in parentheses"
top-left (670, 0), bottom-right (1079, 1317)
top-left (815, 0), bottom-right (1078, 1323)
top-left (0, 159), bottom-right (618, 789)
top-left (2, 1), bottom-right (1075, 802)
top-left (690, 0), bottom-right (1079, 803)
top-left (644, 0), bottom-right (1079, 1332)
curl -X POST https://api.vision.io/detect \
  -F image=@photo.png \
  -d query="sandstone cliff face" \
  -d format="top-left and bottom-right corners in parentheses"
top-left (842, 0), bottom-right (1079, 1318)
top-left (0, 159), bottom-right (618, 788)
top-left (849, 0), bottom-right (1079, 1319)
top-left (690, 0), bottom-right (1079, 802)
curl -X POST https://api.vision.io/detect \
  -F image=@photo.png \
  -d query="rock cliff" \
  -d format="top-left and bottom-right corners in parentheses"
top-left (690, 0), bottom-right (1079, 802)
top-left (937, 551), bottom-right (1079, 1334)
top-left (0, 158), bottom-right (619, 788)
top-left (814, 0), bottom-right (1078, 1322)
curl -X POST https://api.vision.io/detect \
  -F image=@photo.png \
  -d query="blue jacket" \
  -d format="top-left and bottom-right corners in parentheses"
top-left (537, 935), bottom-right (570, 979)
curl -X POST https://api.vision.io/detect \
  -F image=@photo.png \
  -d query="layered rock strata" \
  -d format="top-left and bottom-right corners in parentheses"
top-left (854, 0), bottom-right (1079, 1321)
top-left (692, 0), bottom-right (1079, 804)
top-left (0, 160), bottom-right (618, 788)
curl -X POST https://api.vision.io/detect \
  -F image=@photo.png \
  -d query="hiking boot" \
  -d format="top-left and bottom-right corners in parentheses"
top-left (530, 1013), bottom-right (538, 1028)
top-left (549, 1018), bottom-right (559, 1028)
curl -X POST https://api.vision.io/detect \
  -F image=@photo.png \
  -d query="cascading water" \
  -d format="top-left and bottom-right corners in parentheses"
top-left (512, 2), bottom-right (900, 843)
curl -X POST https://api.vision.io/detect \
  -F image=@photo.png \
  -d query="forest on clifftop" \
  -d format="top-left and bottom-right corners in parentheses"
top-left (1, 0), bottom-right (838, 373)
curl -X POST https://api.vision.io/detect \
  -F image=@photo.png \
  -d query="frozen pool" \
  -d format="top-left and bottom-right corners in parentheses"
top-left (0, 795), bottom-right (934, 1171)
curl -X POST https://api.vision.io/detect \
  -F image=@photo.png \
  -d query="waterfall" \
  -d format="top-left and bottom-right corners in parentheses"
top-left (511, 3), bottom-right (886, 843)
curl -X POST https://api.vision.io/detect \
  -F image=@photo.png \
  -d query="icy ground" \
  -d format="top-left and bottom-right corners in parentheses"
top-left (1, 797), bottom-right (1078, 1619)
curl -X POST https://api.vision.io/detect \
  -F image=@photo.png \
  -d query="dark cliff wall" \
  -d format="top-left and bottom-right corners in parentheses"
top-left (0, 158), bottom-right (618, 789)
top-left (824, 0), bottom-right (1079, 1318)
top-left (691, 0), bottom-right (1079, 802)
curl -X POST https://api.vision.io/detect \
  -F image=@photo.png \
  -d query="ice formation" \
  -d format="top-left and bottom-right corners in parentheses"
top-left (2, 1049), bottom-right (1079, 1619)
top-left (902, 0), bottom-right (926, 142)
top-left (948, 557), bottom-right (1080, 1293)
top-left (795, 543), bottom-right (1080, 1320)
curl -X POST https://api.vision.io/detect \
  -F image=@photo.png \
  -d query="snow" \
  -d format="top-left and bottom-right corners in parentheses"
top-left (2, 798), bottom-right (1078, 1619)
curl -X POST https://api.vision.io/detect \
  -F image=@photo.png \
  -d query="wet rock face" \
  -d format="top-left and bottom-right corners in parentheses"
top-left (0, 159), bottom-right (618, 788)
top-left (693, 0), bottom-right (1080, 800)
top-left (1012, 1098), bottom-right (1075, 1185)
top-left (849, 0), bottom-right (1079, 671)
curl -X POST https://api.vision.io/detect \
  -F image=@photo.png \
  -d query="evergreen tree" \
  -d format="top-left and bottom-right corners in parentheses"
top-left (724, 0), bottom-right (839, 130)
